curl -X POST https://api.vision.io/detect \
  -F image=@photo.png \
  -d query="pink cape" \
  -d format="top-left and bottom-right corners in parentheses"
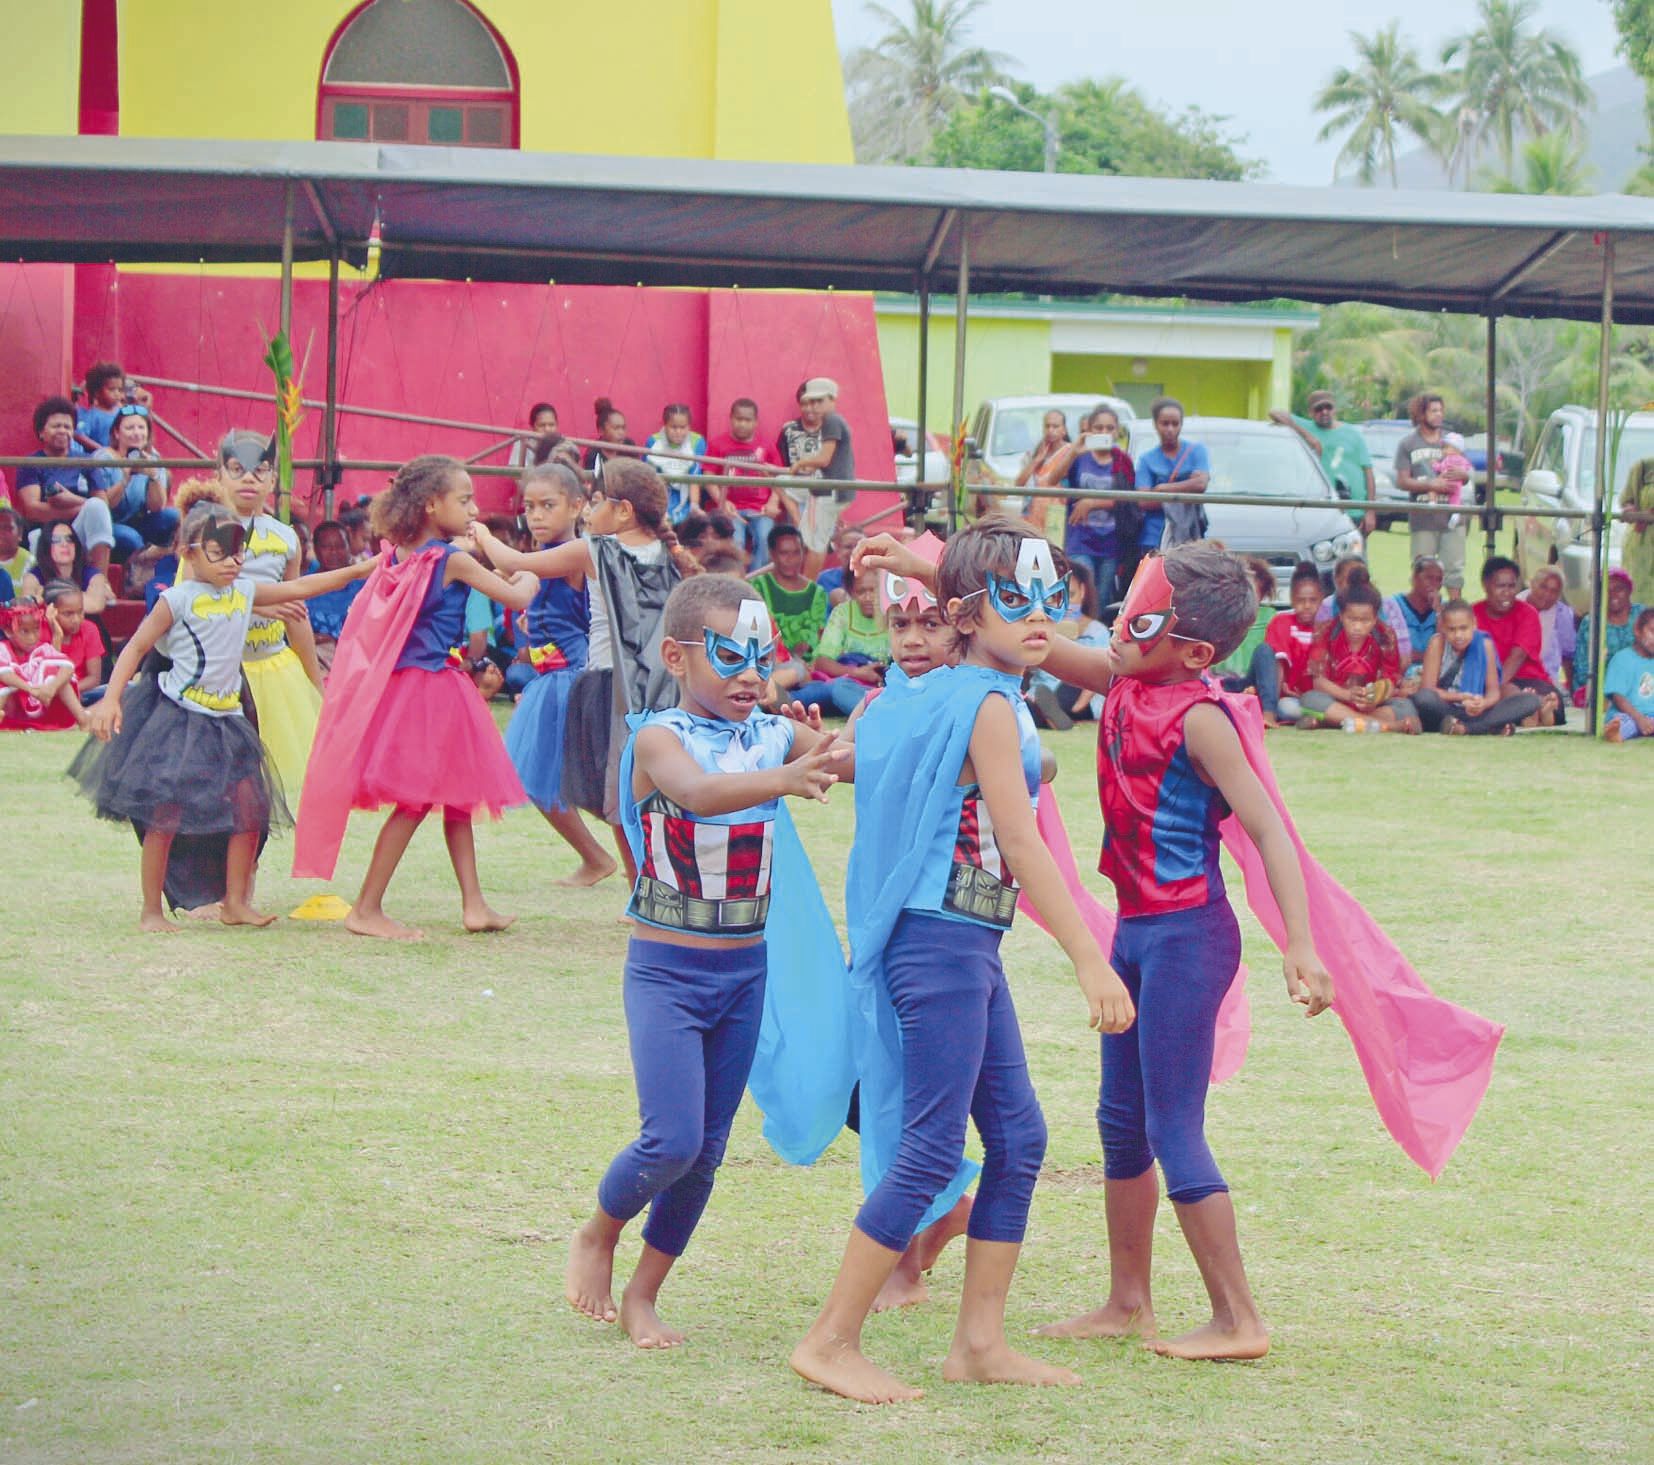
top-left (1019, 790), bottom-right (1251, 1084)
top-left (292, 545), bottom-right (441, 880)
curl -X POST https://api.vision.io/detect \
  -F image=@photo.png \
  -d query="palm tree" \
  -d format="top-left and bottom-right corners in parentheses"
top-left (843, 0), bottom-right (1015, 163)
top-left (1441, 0), bottom-right (1591, 178)
top-left (1486, 132), bottom-right (1596, 195)
top-left (1313, 24), bottom-right (1446, 187)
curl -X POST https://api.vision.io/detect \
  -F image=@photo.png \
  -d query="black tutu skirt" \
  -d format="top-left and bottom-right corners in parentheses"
top-left (561, 666), bottom-right (614, 819)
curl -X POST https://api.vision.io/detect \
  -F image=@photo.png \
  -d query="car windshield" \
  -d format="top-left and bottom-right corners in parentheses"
top-left (990, 406), bottom-right (1088, 458)
top-left (1359, 423), bottom-right (1410, 468)
top-left (1580, 426), bottom-right (1654, 495)
top-left (1129, 426), bottom-right (1333, 499)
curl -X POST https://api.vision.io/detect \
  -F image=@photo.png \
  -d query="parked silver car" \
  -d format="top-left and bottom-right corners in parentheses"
top-left (969, 393), bottom-right (1137, 487)
top-left (1124, 418), bottom-right (1365, 599)
top-left (1515, 405), bottom-right (1639, 614)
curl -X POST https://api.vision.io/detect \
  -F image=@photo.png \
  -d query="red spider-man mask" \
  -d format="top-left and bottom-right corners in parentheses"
top-left (1115, 556), bottom-right (1181, 649)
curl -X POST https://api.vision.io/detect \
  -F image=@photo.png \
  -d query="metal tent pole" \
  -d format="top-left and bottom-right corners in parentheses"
top-left (1587, 235), bottom-right (1616, 737)
top-left (277, 181), bottom-right (295, 524)
top-left (948, 222), bottom-right (970, 536)
top-left (322, 249), bottom-right (341, 518)
top-left (1484, 314), bottom-right (1498, 561)
top-left (915, 278), bottom-right (930, 526)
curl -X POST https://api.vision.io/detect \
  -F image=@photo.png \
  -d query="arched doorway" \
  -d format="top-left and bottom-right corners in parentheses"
top-left (316, 0), bottom-right (519, 149)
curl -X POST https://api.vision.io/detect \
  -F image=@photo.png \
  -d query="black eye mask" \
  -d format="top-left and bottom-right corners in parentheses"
top-left (194, 521), bottom-right (247, 562)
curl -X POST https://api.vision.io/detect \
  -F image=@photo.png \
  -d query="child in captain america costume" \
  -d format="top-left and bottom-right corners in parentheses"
top-left (563, 575), bottom-right (848, 1350)
top-left (789, 517), bottom-right (1135, 1406)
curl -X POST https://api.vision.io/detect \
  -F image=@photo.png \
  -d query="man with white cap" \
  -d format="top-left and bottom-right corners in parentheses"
top-left (778, 377), bottom-right (857, 579)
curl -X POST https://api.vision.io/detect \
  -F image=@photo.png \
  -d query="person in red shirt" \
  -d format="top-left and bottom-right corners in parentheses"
top-left (1299, 582), bottom-right (1419, 732)
top-left (45, 582), bottom-right (106, 701)
top-left (1474, 556), bottom-right (1564, 726)
top-left (704, 398), bottom-right (783, 570)
top-left (1261, 561), bottom-right (1324, 724)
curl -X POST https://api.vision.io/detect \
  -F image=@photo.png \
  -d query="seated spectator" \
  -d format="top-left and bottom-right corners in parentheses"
top-left (0, 600), bottom-right (86, 730)
top-left (0, 508), bottom-right (30, 587)
top-left (1603, 606), bottom-right (1654, 743)
top-left (1475, 556), bottom-right (1563, 725)
top-left (1029, 564), bottom-right (1111, 729)
top-left (20, 523), bottom-right (113, 614)
top-left (508, 402), bottom-right (560, 470)
top-left (751, 524), bottom-right (830, 661)
top-left (466, 654), bottom-right (507, 701)
top-left (1415, 599), bottom-right (1541, 735)
top-left (305, 520), bottom-right (365, 677)
top-left (1383, 554), bottom-right (1444, 679)
top-left (340, 507), bottom-right (374, 561)
top-left (1518, 564), bottom-right (1576, 691)
top-left (677, 510), bottom-right (743, 569)
top-left (93, 403), bottom-right (178, 560)
top-left (465, 515), bottom-right (522, 685)
top-left (1300, 581), bottom-right (1419, 732)
top-left (15, 396), bottom-right (116, 574)
top-left (530, 431), bottom-right (584, 476)
top-left (1259, 562), bottom-right (1326, 725)
top-left (1573, 568), bottom-right (1642, 706)
top-left (644, 403), bottom-right (708, 524)
top-left (818, 520), bottom-right (866, 602)
top-left (796, 566), bottom-right (888, 717)
top-left (1314, 551), bottom-right (1370, 623)
top-left (74, 361), bottom-right (148, 451)
top-left (704, 397), bottom-right (782, 570)
top-left (44, 580), bottom-right (106, 703)
top-left (1217, 557), bottom-right (1287, 724)
top-left (582, 397), bottom-right (638, 474)
top-left (697, 546), bottom-right (749, 577)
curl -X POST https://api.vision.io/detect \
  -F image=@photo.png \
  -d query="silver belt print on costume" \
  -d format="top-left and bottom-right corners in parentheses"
top-left (943, 862), bottom-right (1018, 929)
top-left (628, 875), bottom-right (771, 936)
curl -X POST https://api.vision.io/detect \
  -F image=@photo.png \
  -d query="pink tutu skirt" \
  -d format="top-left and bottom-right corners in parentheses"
top-left (350, 665), bottom-right (526, 817)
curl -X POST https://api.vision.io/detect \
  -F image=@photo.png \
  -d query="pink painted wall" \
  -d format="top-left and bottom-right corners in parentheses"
top-left (0, 266), bottom-right (73, 469)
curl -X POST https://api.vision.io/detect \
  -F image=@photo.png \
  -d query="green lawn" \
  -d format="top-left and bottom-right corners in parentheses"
top-left (2, 724), bottom-right (1648, 1463)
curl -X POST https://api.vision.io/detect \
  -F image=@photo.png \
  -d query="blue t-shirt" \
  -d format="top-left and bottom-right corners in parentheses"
top-left (145, 554), bottom-right (180, 611)
top-left (307, 579), bottom-right (364, 640)
top-left (77, 404), bottom-right (120, 448)
top-left (817, 567), bottom-right (846, 596)
top-left (1064, 453), bottom-right (1120, 558)
top-left (1135, 441), bottom-right (1212, 551)
top-left (16, 446), bottom-right (95, 501)
top-left (1604, 645), bottom-right (1654, 718)
top-left (0, 567), bottom-right (12, 604)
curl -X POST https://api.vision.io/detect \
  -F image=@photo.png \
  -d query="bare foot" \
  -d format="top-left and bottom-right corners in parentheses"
top-left (138, 911), bottom-right (182, 934)
top-left (1149, 1318), bottom-right (1270, 1362)
top-left (941, 1342), bottom-right (1081, 1387)
top-left (565, 1223), bottom-right (618, 1323)
top-left (344, 908), bottom-right (425, 941)
top-left (220, 902), bottom-right (278, 928)
top-left (462, 904), bottom-right (516, 933)
top-left (620, 1289), bottom-right (685, 1349)
top-left (182, 902), bottom-right (224, 922)
top-left (1034, 1300), bottom-right (1156, 1340)
top-left (914, 1195), bottom-right (972, 1273)
top-left (555, 858), bottom-right (618, 889)
top-left (871, 1263), bottom-right (928, 1314)
top-left (790, 1335), bottom-right (923, 1404)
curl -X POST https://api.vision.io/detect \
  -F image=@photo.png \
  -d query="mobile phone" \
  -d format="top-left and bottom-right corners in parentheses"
top-left (1084, 433), bottom-right (1114, 451)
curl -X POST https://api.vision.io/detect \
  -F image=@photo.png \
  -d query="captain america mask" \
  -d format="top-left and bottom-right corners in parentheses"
top-left (978, 537), bottom-right (1068, 622)
top-left (679, 598), bottom-right (777, 680)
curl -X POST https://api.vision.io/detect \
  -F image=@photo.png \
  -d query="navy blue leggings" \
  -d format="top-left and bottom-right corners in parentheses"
top-left (856, 913), bottom-right (1048, 1252)
top-left (1099, 900), bottom-right (1240, 1204)
top-left (597, 937), bottom-right (767, 1256)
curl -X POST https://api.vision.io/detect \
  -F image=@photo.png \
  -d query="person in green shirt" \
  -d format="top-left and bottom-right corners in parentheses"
top-left (752, 523), bottom-right (830, 660)
top-left (793, 565), bottom-right (888, 717)
top-left (1271, 391), bottom-right (1376, 535)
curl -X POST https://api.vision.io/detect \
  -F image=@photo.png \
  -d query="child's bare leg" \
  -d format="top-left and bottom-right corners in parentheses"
top-left (610, 824), bottom-right (637, 886)
top-left (51, 676), bottom-right (90, 730)
top-left (791, 1228), bottom-right (924, 1403)
top-left (139, 828), bottom-right (180, 933)
top-left (544, 806), bottom-right (618, 887)
top-left (915, 1193), bottom-right (973, 1272)
top-left (345, 806), bottom-right (426, 940)
top-left (566, 1207), bottom-right (623, 1324)
top-left (1035, 1170), bottom-right (1159, 1338)
top-left (444, 810), bottom-right (514, 932)
top-left (941, 1238), bottom-right (1081, 1387)
top-left (874, 1194), bottom-right (973, 1312)
top-left (619, 1243), bottom-right (687, 1349)
top-left (220, 831), bottom-right (276, 927)
top-left (1150, 1193), bottom-right (1269, 1361)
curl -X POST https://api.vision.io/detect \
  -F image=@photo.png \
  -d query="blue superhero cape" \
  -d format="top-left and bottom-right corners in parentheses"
top-left (847, 664), bottom-right (1025, 1226)
top-left (617, 712), bottom-right (855, 1165)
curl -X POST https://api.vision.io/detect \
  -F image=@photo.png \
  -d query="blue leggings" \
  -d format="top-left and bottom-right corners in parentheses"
top-left (793, 676), bottom-right (871, 718)
top-left (856, 912), bottom-right (1047, 1252)
top-left (597, 937), bottom-right (767, 1256)
top-left (1099, 899), bottom-right (1240, 1204)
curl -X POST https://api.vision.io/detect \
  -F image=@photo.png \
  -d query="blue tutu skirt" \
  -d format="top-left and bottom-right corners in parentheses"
top-left (506, 664), bottom-right (579, 812)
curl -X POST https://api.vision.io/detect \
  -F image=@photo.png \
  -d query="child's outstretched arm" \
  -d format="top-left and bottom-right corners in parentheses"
top-left (633, 725), bottom-right (848, 817)
top-left (444, 550), bottom-right (539, 611)
top-left (253, 555), bottom-right (380, 607)
top-left (970, 695), bottom-right (1134, 1034)
top-left (470, 520), bottom-right (593, 582)
top-left (85, 600), bottom-right (175, 741)
top-left (1184, 702), bottom-right (1333, 1017)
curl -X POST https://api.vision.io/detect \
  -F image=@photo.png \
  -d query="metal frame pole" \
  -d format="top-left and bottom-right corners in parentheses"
top-left (915, 279), bottom-right (930, 527)
top-left (1484, 314), bottom-right (1498, 561)
top-left (277, 182), bottom-right (295, 523)
top-left (948, 221), bottom-right (970, 536)
top-left (1587, 234), bottom-right (1615, 737)
top-left (322, 249), bottom-right (341, 518)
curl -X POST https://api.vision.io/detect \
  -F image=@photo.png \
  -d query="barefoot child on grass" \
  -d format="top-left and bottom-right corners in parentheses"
top-left (791, 517), bottom-right (1135, 1404)
top-left (70, 501), bottom-right (375, 932)
top-left (292, 456), bottom-right (539, 939)
top-left (498, 462), bottom-right (619, 887)
top-left (564, 576), bottom-right (848, 1348)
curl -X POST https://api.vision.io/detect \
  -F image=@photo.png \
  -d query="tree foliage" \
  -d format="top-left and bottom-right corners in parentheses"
top-left (1312, 23), bottom-right (1446, 186)
top-left (1485, 132), bottom-right (1595, 196)
top-left (1611, 0), bottom-right (1654, 191)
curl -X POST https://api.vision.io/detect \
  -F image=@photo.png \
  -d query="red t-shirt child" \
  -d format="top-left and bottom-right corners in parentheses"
top-left (1474, 599), bottom-right (1546, 683)
top-left (56, 620), bottom-right (104, 681)
top-left (1264, 610), bottom-right (1317, 695)
top-left (1308, 619), bottom-right (1401, 690)
top-left (705, 432), bottom-right (776, 513)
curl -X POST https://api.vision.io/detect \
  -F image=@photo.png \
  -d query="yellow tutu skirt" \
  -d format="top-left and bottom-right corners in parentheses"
top-left (243, 647), bottom-right (323, 799)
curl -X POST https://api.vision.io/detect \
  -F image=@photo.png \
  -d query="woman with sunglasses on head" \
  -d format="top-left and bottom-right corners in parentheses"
top-left (92, 403), bottom-right (179, 562)
top-left (214, 430), bottom-right (325, 798)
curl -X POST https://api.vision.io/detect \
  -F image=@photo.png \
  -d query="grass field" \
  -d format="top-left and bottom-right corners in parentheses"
top-left (2, 721), bottom-right (1648, 1463)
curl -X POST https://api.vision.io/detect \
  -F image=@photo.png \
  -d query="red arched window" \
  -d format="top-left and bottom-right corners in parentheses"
top-left (317, 0), bottom-right (519, 149)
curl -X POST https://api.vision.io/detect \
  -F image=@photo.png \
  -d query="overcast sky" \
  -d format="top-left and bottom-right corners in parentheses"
top-left (830, 0), bottom-right (1626, 184)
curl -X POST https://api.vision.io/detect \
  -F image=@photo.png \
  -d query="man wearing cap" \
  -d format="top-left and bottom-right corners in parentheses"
top-left (778, 377), bottom-right (857, 579)
top-left (1271, 393), bottom-right (1376, 536)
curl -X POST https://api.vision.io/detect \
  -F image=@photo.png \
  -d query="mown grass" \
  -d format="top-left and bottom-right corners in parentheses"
top-left (2, 723), bottom-right (1648, 1463)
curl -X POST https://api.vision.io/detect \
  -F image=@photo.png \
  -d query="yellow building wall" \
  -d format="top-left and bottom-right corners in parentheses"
top-left (112, 0), bottom-right (851, 165)
top-left (0, 0), bottom-right (79, 134)
top-left (1051, 354), bottom-right (1275, 419)
top-left (876, 312), bottom-right (1053, 425)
